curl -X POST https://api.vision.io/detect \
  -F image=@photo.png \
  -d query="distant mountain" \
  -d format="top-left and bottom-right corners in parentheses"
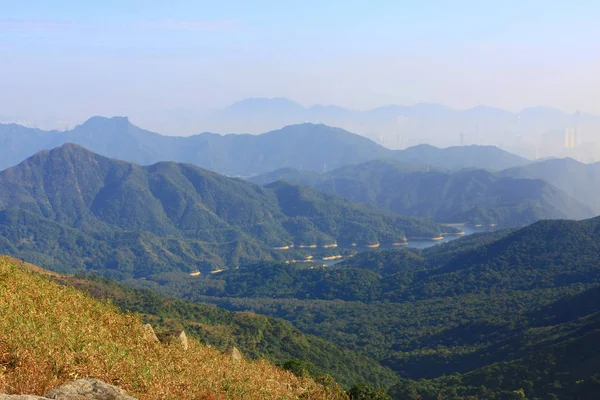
top-left (249, 159), bottom-right (592, 227)
top-left (0, 144), bottom-right (444, 278)
top-left (0, 117), bottom-right (530, 175)
top-left (394, 144), bottom-right (529, 171)
top-left (501, 157), bottom-right (600, 214)
top-left (196, 98), bottom-right (600, 161)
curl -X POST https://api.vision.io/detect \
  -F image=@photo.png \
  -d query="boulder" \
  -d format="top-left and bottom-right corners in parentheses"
top-left (43, 378), bottom-right (137, 400)
top-left (227, 346), bottom-right (243, 362)
top-left (156, 330), bottom-right (188, 350)
top-left (142, 324), bottom-right (159, 343)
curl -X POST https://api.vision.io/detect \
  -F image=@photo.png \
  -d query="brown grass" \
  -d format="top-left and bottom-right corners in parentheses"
top-left (0, 256), bottom-right (348, 400)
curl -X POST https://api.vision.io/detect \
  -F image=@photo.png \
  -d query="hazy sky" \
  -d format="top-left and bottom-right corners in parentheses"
top-left (2, 0), bottom-right (600, 123)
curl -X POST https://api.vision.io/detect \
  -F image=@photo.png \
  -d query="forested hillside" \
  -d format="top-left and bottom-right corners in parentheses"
top-left (250, 160), bottom-right (594, 226)
top-left (131, 218), bottom-right (600, 399)
top-left (0, 144), bottom-right (443, 278)
top-left (46, 272), bottom-right (398, 390)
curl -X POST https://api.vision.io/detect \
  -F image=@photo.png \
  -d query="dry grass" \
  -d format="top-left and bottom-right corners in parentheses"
top-left (0, 256), bottom-right (348, 400)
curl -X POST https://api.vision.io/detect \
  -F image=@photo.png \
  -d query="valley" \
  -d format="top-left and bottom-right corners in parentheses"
top-left (1, 122), bottom-right (599, 400)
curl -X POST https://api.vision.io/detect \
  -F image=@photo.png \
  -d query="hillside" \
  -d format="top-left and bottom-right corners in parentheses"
top-left (501, 157), bottom-right (600, 214)
top-left (0, 256), bottom-right (347, 399)
top-left (393, 144), bottom-right (529, 172)
top-left (0, 144), bottom-right (443, 278)
top-left (250, 160), bottom-right (593, 226)
top-left (0, 118), bottom-right (529, 175)
top-left (136, 217), bottom-right (600, 399)
top-left (54, 273), bottom-right (399, 389)
top-left (137, 218), bottom-right (600, 304)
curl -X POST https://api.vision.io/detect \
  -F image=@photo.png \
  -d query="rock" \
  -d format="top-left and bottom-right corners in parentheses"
top-left (227, 346), bottom-right (243, 362)
top-left (142, 324), bottom-right (159, 343)
top-left (0, 396), bottom-right (48, 399)
top-left (156, 330), bottom-right (188, 350)
top-left (43, 378), bottom-right (137, 400)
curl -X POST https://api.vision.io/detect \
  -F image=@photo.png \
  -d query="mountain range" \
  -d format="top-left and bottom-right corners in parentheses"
top-left (0, 144), bottom-right (445, 278)
top-left (249, 160), bottom-right (595, 227)
top-left (195, 98), bottom-right (600, 160)
top-left (0, 117), bottom-right (530, 175)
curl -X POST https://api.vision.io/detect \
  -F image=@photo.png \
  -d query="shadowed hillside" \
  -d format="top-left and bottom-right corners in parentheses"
top-left (249, 160), bottom-right (594, 227)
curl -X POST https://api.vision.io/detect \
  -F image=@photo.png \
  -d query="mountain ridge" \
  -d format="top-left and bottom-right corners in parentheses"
top-left (0, 117), bottom-right (531, 175)
top-left (0, 143), bottom-right (444, 278)
top-left (249, 159), bottom-right (594, 227)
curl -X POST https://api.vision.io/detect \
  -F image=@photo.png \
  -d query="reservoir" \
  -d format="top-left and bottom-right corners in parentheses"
top-left (320, 225), bottom-right (495, 266)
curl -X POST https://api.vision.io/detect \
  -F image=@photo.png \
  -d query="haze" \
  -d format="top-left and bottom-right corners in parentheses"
top-left (0, 0), bottom-right (600, 161)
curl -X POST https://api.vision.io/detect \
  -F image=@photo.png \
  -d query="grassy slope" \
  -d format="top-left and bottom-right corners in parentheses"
top-left (52, 273), bottom-right (399, 389)
top-left (0, 256), bottom-right (346, 400)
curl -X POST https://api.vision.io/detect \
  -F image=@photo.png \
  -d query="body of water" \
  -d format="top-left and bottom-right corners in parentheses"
top-left (320, 225), bottom-right (495, 266)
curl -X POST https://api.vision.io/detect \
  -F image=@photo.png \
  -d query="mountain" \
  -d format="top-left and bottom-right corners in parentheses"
top-left (201, 98), bottom-right (309, 134)
top-left (0, 144), bottom-right (443, 278)
top-left (196, 98), bottom-right (600, 161)
top-left (0, 117), bottom-right (531, 176)
top-left (0, 118), bottom-right (390, 175)
top-left (501, 157), bottom-right (600, 214)
top-left (249, 160), bottom-right (593, 227)
top-left (394, 144), bottom-right (529, 171)
top-left (0, 255), bottom-right (347, 399)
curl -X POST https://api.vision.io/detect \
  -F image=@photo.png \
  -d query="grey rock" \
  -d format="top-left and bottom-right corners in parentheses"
top-left (227, 346), bottom-right (243, 362)
top-left (142, 324), bottom-right (159, 343)
top-left (156, 330), bottom-right (188, 350)
top-left (43, 378), bottom-right (137, 400)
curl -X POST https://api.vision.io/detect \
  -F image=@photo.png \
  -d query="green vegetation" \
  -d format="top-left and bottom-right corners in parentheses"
top-left (56, 273), bottom-right (399, 389)
top-left (250, 160), bottom-right (594, 227)
top-left (0, 143), bottom-right (445, 278)
top-left (135, 217), bottom-right (600, 399)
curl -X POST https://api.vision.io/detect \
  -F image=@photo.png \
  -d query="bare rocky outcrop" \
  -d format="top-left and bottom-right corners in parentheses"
top-left (142, 324), bottom-right (159, 343)
top-left (156, 330), bottom-right (188, 350)
top-left (227, 346), bottom-right (243, 362)
top-left (44, 378), bottom-right (136, 400)
top-left (0, 378), bottom-right (137, 400)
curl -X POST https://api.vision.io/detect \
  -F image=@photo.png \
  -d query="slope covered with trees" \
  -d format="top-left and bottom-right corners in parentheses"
top-left (133, 217), bottom-right (600, 399)
top-left (0, 144), bottom-right (444, 278)
top-left (250, 160), bottom-right (594, 227)
top-left (43, 271), bottom-right (398, 390)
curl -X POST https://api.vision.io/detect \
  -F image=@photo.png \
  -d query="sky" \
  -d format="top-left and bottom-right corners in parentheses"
top-left (1, 0), bottom-right (600, 127)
